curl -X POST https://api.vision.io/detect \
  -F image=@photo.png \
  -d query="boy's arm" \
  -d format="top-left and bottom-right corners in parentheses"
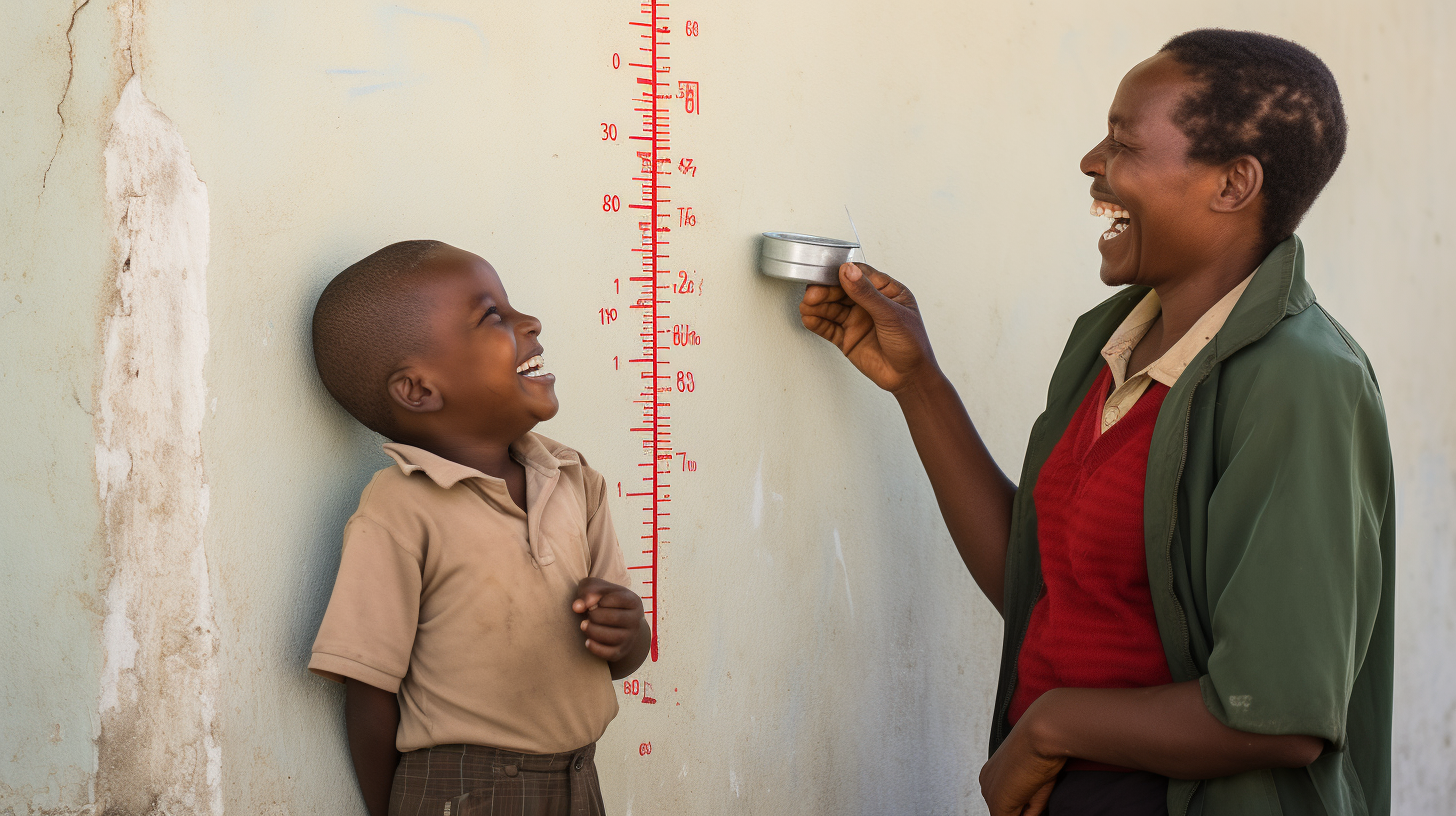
top-left (345, 678), bottom-right (402, 816)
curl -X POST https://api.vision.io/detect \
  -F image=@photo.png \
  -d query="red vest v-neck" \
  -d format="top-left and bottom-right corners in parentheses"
top-left (1008, 367), bottom-right (1174, 760)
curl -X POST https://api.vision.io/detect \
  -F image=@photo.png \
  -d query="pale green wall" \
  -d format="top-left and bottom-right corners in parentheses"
top-left (0, 2), bottom-right (122, 808)
top-left (2, 1), bottom-right (1452, 813)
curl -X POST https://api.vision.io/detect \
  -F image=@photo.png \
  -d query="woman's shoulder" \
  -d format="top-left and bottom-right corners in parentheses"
top-left (1226, 301), bottom-right (1380, 396)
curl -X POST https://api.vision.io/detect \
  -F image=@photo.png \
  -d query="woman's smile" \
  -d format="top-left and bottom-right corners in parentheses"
top-left (1090, 199), bottom-right (1132, 243)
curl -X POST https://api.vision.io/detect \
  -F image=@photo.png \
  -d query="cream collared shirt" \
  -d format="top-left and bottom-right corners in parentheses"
top-left (309, 432), bottom-right (630, 754)
top-left (1098, 273), bottom-right (1255, 434)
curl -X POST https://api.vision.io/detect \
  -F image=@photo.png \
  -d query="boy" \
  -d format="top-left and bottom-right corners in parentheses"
top-left (801, 29), bottom-right (1392, 816)
top-left (308, 240), bottom-right (651, 816)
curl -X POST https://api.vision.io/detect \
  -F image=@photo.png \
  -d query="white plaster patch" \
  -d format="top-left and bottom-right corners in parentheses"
top-left (94, 73), bottom-right (221, 815)
top-left (729, 766), bottom-right (741, 798)
top-left (97, 578), bottom-right (138, 712)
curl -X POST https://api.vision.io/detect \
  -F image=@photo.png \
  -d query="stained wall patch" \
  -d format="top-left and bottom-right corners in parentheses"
top-left (94, 74), bottom-right (221, 815)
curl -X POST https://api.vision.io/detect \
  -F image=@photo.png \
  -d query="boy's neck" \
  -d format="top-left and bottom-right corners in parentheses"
top-left (406, 432), bottom-right (531, 483)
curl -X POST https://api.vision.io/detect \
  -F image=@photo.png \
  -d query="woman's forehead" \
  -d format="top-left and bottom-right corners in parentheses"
top-left (1110, 53), bottom-right (1198, 130)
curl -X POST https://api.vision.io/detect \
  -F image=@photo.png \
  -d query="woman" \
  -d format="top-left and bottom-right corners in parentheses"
top-left (801, 29), bottom-right (1393, 816)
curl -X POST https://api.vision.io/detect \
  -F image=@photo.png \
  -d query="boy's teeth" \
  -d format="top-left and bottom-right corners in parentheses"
top-left (1089, 201), bottom-right (1131, 220)
top-left (516, 355), bottom-right (546, 374)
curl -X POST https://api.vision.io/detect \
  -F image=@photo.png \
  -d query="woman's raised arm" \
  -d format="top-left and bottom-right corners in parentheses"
top-left (800, 262), bottom-right (1017, 612)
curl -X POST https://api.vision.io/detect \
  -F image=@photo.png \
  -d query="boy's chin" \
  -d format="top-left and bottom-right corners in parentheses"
top-left (532, 396), bottom-right (561, 423)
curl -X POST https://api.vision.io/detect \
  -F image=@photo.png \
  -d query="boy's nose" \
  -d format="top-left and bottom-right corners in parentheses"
top-left (519, 312), bottom-right (542, 336)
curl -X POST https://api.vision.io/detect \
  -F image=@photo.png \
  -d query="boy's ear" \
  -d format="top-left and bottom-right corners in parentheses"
top-left (1212, 154), bottom-right (1264, 213)
top-left (387, 367), bottom-right (444, 413)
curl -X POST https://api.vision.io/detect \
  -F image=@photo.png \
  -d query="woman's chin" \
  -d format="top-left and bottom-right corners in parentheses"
top-left (1099, 260), bottom-right (1134, 287)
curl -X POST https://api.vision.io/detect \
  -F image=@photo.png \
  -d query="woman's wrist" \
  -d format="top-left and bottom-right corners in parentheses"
top-left (890, 363), bottom-right (951, 406)
top-left (1021, 689), bottom-right (1074, 761)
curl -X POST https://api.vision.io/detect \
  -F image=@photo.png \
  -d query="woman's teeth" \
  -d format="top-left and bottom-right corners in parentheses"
top-left (1089, 202), bottom-right (1130, 219)
top-left (1091, 201), bottom-right (1131, 241)
top-left (516, 355), bottom-right (549, 377)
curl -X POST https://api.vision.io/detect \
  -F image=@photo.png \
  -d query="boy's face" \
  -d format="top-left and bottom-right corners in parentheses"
top-left (404, 249), bottom-right (559, 441)
top-left (1079, 52), bottom-right (1242, 288)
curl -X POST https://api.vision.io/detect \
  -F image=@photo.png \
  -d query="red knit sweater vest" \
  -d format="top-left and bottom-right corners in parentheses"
top-left (1009, 367), bottom-right (1174, 754)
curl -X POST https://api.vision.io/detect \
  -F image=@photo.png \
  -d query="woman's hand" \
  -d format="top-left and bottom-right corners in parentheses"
top-left (979, 710), bottom-right (1065, 816)
top-left (799, 262), bottom-right (939, 394)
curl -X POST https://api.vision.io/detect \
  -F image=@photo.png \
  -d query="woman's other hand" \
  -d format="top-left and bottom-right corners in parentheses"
top-left (798, 262), bottom-right (938, 394)
top-left (979, 711), bottom-right (1064, 816)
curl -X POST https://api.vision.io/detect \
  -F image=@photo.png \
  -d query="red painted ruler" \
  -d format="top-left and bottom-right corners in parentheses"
top-left (620, 1), bottom-right (701, 663)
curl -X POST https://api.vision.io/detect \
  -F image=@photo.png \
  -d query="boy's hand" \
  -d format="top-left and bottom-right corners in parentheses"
top-left (573, 578), bottom-right (647, 663)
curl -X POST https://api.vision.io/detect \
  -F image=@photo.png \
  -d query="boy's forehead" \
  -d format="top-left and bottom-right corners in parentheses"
top-left (421, 249), bottom-right (505, 296)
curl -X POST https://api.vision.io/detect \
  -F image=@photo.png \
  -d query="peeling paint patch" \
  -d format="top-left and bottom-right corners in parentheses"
top-left (94, 75), bottom-right (220, 815)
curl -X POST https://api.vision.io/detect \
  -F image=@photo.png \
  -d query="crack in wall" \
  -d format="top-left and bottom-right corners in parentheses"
top-left (38, 0), bottom-right (93, 198)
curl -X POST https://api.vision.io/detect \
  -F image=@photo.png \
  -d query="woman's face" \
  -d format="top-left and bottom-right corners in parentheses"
top-left (1080, 52), bottom-right (1228, 288)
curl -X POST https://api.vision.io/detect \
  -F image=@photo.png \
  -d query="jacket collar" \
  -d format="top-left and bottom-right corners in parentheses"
top-left (381, 432), bottom-right (579, 490)
top-left (1210, 235), bottom-right (1314, 361)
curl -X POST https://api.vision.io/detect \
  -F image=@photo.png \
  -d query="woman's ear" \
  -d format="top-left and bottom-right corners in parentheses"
top-left (1212, 154), bottom-right (1264, 213)
top-left (387, 368), bottom-right (444, 413)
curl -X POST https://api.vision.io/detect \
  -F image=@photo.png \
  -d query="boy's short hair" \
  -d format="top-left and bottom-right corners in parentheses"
top-left (1160, 29), bottom-right (1347, 245)
top-left (312, 240), bottom-right (447, 437)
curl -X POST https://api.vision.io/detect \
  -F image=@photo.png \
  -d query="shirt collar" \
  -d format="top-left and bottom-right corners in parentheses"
top-left (1099, 271), bottom-right (1257, 389)
top-left (381, 432), bottom-right (578, 490)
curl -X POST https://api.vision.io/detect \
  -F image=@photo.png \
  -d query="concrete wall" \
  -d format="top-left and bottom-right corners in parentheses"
top-left (1, 1), bottom-right (1451, 813)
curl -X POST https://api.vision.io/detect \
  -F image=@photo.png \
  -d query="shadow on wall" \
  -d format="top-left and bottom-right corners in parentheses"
top-left (285, 257), bottom-right (393, 672)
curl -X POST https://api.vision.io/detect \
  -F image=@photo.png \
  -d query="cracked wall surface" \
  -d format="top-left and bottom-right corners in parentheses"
top-left (2, 1), bottom-right (1454, 814)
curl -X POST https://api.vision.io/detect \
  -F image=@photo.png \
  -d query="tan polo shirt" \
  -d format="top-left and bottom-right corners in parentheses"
top-left (308, 432), bottom-right (630, 754)
top-left (1097, 273), bottom-right (1255, 434)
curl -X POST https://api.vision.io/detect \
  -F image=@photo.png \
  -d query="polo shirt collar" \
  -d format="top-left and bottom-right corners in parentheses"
top-left (1099, 271), bottom-right (1255, 390)
top-left (381, 432), bottom-right (579, 490)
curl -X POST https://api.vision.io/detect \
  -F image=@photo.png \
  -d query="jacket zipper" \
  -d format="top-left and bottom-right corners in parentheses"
top-left (992, 576), bottom-right (1043, 745)
top-left (1165, 362), bottom-right (1212, 816)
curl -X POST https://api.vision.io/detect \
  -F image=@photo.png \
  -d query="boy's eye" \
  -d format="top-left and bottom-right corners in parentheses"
top-left (478, 307), bottom-right (500, 325)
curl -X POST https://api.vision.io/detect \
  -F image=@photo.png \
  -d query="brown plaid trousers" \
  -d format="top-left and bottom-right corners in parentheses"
top-left (388, 743), bottom-right (606, 816)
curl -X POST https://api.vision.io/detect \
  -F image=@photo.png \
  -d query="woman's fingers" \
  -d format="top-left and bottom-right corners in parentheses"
top-left (800, 314), bottom-right (845, 347)
top-left (801, 282), bottom-right (846, 305)
top-left (1023, 781), bottom-right (1055, 816)
top-left (798, 299), bottom-right (854, 324)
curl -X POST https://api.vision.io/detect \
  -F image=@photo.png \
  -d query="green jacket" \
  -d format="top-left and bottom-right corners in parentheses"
top-left (991, 237), bottom-right (1395, 816)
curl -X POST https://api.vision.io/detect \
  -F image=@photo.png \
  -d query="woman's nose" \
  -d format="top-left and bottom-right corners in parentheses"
top-left (1080, 140), bottom-right (1107, 178)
